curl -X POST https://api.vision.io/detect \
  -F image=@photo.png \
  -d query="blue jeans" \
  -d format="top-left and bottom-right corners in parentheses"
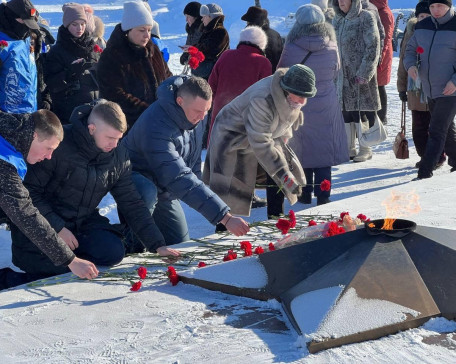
top-left (130, 172), bottom-right (189, 245)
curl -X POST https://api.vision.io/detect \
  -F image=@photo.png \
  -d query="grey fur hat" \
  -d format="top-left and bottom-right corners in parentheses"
top-left (280, 65), bottom-right (317, 98)
top-left (295, 4), bottom-right (325, 26)
top-left (311, 0), bottom-right (328, 12)
top-left (121, 1), bottom-right (154, 31)
top-left (239, 26), bottom-right (268, 50)
top-left (200, 3), bottom-right (223, 19)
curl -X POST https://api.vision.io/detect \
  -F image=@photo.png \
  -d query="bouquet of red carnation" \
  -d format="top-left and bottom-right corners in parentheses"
top-left (0, 40), bottom-right (8, 51)
top-left (182, 46), bottom-right (205, 74)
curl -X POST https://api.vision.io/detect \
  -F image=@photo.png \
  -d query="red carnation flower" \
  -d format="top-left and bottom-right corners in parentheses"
top-left (240, 241), bottom-right (252, 251)
top-left (167, 266), bottom-right (177, 276)
top-left (0, 40), bottom-right (8, 49)
top-left (169, 274), bottom-right (179, 286)
top-left (416, 46), bottom-right (424, 54)
top-left (324, 222), bottom-right (346, 237)
top-left (308, 220), bottom-right (317, 226)
top-left (254, 246), bottom-right (265, 255)
top-left (195, 51), bottom-right (205, 62)
top-left (243, 248), bottom-right (252, 257)
top-left (137, 266), bottom-right (147, 279)
top-left (320, 179), bottom-right (331, 192)
top-left (357, 213), bottom-right (368, 222)
top-left (223, 249), bottom-right (237, 261)
top-left (288, 210), bottom-right (296, 228)
top-left (198, 262), bottom-right (207, 268)
top-left (188, 57), bottom-right (200, 69)
top-left (268, 242), bottom-right (275, 251)
top-left (187, 46), bottom-right (199, 56)
top-left (339, 212), bottom-right (350, 222)
top-left (276, 218), bottom-right (292, 234)
top-left (93, 44), bottom-right (103, 53)
top-left (130, 281), bottom-right (142, 291)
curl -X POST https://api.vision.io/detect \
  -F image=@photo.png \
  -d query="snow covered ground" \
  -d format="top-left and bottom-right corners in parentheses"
top-left (2, 1), bottom-right (456, 362)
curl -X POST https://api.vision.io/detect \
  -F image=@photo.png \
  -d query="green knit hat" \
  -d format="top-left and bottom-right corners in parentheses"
top-left (280, 64), bottom-right (317, 98)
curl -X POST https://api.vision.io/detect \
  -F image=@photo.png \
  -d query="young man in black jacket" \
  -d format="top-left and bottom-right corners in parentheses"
top-left (0, 109), bottom-right (98, 290)
top-left (9, 100), bottom-right (179, 284)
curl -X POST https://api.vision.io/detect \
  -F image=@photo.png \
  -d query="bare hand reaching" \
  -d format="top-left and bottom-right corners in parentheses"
top-left (156, 246), bottom-right (181, 257)
top-left (58, 227), bottom-right (79, 250)
top-left (68, 257), bottom-right (98, 280)
top-left (221, 213), bottom-right (250, 236)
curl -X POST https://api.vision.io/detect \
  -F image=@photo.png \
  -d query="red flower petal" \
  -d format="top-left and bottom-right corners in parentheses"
top-left (169, 274), bottom-right (179, 286)
top-left (130, 281), bottom-right (142, 291)
top-left (243, 248), bottom-right (252, 257)
top-left (195, 51), bottom-right (205, 62)
top-left (198, 262), bottom-right (207, 268)
top-left (254, 246), bottom-right (265, 255)
top-left (137, 266), bottom-right (147, 279)
top-left (416, 46), bottom-right (424, 54)
top-left (308, 220), bottom-right (317, 226)
top-left (288, 210), bottom-right (296, 228)
top-left (356, 213), bottom-right (368, 222)
top-left (276, 218), bottom-right (292, 234)
top-left (320, 179), bottom-right (331, 192)
top-left (188, 57), bottom-right (200, 69)
top-left (167, 266), bottom-right (176, 277)
top-left (187, 46), bottom-right (199, 56)
top-left (240, 241), bottom-right (252, 251)
top-left (268, 242), bottom-right (275, 251)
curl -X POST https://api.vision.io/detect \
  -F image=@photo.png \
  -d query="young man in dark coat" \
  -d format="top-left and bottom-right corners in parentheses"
top-left (0, 109), bottom-right (98, 290)
top-left (122, 76), bottom-right (249, 247)
top-left (404, 0), bottom-right (456, 179)
top-left (241, 6), bottom-right (284, 72)
top-left (10, 100), bottom-right (180, 281)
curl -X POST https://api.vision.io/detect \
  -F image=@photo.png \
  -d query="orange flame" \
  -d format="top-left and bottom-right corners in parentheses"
top-left (380, 190), bottom-right (421, 230)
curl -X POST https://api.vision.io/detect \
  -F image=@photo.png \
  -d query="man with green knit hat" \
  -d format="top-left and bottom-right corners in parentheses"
top-left (203, 65), bottom-right (317, 221)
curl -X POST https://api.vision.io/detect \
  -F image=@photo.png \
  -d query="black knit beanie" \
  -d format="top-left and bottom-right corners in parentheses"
top-left (428, 0), bottom-right (453, 7)
top-left (183, 2), bottom-right (202, 18)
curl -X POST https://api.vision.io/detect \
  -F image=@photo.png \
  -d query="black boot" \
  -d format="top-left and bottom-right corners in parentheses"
top-left (317, 197), bottom-right (331, 206)
top-left (298, 192), bottom-right (312, 204)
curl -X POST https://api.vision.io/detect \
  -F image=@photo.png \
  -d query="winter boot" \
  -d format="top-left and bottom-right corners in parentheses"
top-left (345, 123), bottom-right (357, 160)
top-left (353, 146), bottom-right (372, 163)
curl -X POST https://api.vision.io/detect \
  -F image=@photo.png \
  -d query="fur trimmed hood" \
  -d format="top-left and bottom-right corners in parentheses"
top-left (286, 21), bottom-right (336, 44)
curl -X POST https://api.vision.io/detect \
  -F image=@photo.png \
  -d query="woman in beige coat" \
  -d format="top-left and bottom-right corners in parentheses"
top-left (203, 65), bottom-right (316, 218)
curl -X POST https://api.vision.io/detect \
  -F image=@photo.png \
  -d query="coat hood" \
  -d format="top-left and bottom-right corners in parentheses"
top-left (156, 76), bottom-right (197, 131)
top-left (333, 0), bottom-right (362, 19)
top-left (286, 21), bottom-right (336, 45)
top-left (0, 111), bottom-right (35, 159)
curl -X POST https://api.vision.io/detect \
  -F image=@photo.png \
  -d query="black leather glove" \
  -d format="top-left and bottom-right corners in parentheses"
top-left (399, 91), bottom-right (408, 102)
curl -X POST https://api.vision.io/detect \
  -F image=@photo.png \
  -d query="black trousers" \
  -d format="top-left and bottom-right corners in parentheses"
top-left (418, 96), bottom-right (456, 178)
top-left (302, 167), bottom-right (332, 199)
top-left (266, 173), bottom-right (285, 218)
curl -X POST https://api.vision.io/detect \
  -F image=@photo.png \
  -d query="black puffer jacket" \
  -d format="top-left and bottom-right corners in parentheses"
top-left (16, 104), bottom-right (166, 253)
top-left (97, 24), bottom-right (172, 129)
top-left (44, 26), bottom-right (99, 124)
top-left (0, 111), bottom-right (75, 267)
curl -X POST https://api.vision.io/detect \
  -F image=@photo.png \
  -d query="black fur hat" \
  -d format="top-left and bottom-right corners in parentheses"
top-left (241, 6), bottom-right (268, 25)
top-left (415, 1), bottom-right (431, 16)
top-left (183, 2), bottom-right (201, 18)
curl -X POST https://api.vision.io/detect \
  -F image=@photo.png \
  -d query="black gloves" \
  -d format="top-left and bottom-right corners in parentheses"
top-left (399, 91), bottom-right (408, 102)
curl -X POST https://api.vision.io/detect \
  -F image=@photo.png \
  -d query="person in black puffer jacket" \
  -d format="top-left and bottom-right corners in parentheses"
top-left (10, 100), bottom-right (180, 279)
top-left (44, 3), bottom-right (99, 124)
top-left (241, 6), bottom-right (284, 72)
top-left (97, 1), bottom-right (172, 129)
top-left (180, 2), bottom-right (203, 66)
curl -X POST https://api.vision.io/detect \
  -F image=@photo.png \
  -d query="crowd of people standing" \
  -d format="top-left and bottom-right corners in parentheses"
top-left (1, 0), bottom-right (456, 290)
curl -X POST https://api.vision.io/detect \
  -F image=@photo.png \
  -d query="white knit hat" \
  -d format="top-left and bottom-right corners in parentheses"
top-left (311, 0), bottom-right (328, 12)
top-left (121, 1), bottom-right (154, 32)
top-left (239, 26), bottom-right (268, 51)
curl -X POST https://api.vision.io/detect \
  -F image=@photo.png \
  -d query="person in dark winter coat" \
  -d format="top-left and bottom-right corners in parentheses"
top-left (277, 4), bottom-right (349, 206)
top-left (189, 3), bottom-right (229, 80)
top-left (208, 26), bottom-right (271, 143)
top-left (10, 100), bottom-right (180, 280)
top-left (122, 76), bottom-right (249, 246)
top-left (333, 0), bottom-right (380, 163)
top-left (30, 30), bottom-right (52, 110)
top-left (180, 2), bottom-right (203, 65)
top-left (0, 0), bottom-right (39, 113)
top-left (370, 0), bottom-right (394, 125)
top-left (203, 65), bottom-right (317, 218)
top-left (44, 3), bottom-right (99, 124)
top-left (404, 0), bottom-right (456, 179)
top-left (241, 6), bottom-right (283, 72)
top-left (0, 109), bottom-right (98, 290)
top-left (97, 1), bottom-right (172, 129)
top-left (398, 2), bottom-right (446, 169)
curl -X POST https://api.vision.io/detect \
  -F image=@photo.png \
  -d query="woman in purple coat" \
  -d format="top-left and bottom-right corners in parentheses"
top-left (277, 4), bottom-right (348, 205)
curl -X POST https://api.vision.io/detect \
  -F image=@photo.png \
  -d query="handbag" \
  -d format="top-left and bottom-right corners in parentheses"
top-left (393, 101), bottom-right (409, 159)
top-left (356, 86), bottom-right (388, 148)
